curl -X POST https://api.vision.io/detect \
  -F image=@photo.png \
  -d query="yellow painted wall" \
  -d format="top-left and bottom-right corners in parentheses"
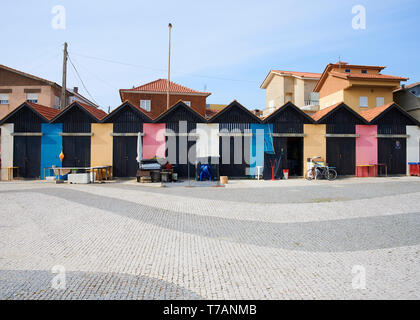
top-left (319, 91), bottom-right (345, 109)
top-left (343, 87), bottom-right (394, 113)
top-left (303, 124), bottom-right (326, 173)
top-left (91, 123), bottom-right (113, 170)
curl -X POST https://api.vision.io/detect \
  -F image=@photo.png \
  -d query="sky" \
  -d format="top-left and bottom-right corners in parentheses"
top-left (1, 0), bottom-right (419, 112)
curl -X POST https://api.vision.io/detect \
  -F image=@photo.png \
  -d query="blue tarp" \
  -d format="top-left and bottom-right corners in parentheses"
top-left (249, 124), bottom-right (274, 176)
top-left (40, 123), bottom-right (63, 179)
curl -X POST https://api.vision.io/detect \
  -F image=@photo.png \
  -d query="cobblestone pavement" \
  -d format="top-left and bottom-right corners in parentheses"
top-left (0, 177), bottom-right (419, 299)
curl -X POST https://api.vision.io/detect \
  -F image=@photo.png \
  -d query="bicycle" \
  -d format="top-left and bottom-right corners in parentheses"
top-left (305, 165), bottom-right (337, 181)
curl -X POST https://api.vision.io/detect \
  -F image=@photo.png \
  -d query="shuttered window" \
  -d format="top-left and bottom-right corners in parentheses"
top-left (0, 94), bottom-right (9, 104)
top-left (26, 93), bottom-right (38, 103)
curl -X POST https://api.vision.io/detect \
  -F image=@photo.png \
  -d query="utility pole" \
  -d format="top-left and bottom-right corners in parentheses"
top-left (167, 23), bottom-right (172, 110)
top-left (60, 42), bottom-right (68, 110)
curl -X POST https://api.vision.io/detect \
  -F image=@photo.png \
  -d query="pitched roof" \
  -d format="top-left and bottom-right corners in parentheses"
top-left (26, 102), bottom-right (61, 120)
top-left (51, 101), bottom-right (107, 122)
top-left (360, 102), bottom-right (419, 125)
top-left (208, 100), bottom-right (262, 123)
top-left (120, 79), bottom-right (211, 96)
top-left (359, 103), bottom-right (394, 122)
top-left (153, 100), bottom-right (207, 122)
top-left (330, 71), bottom-right (408, 81)
top-left (260, 70), bottom-right (321, 89)
top-left (312, 102), bottom-right (368, 124)
top-left (311, 103), bottom-right (342, 121)
top-left (271, 70), bottom-right (322, 78)
top-left (76, 102), bottom-right (108, 120)
top-left (102, 101), bottom-right (153, 122)
top-left (262, 101), bottom-right (315, 123)
top-left (0, 64), bottom-right (58, 87)
top-left (314, 62), bottom-right (402, 92)
top-left (0, 64), bottom-right (98, 107)
top-left (0, 102), bottom-right (61, 124)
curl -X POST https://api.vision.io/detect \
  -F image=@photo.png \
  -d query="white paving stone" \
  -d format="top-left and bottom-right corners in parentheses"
top-left (0, 178), bottom-right (419, 299)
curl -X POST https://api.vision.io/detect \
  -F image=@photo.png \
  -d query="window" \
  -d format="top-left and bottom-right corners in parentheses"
top-left (345, 69), bottom-right (351, 73)
top-left (376, 97), bottom-right (385, 107)
top-left (0, 94), bottom-right (9, 104)
top-left (184, 101), bottom-right (191, 107)
top-left (140, 99), bottom-right (151, 112)
top-left (359, 96), bottom-right (368, 107)
top-left (26, 93), bottom-right (38, 103)
top-left (361, 70), bottom-right (367, 74)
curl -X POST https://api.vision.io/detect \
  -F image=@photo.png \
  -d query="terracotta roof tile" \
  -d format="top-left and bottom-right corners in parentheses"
top-left (76, 102), bottom-right (108, 120)
top-left (359, 103), bottom-right (394, 122)
top-left (311, 102), bottom-right (342, 121)
top-left (26, 102), bottom-right (61, 121)
top-left (331, 71), bottom-right (408, 81)
top-left (121, 79), bottom-right (211, 96)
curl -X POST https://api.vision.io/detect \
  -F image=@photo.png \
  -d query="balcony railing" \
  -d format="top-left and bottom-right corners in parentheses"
top-left (304, 99), bottom-right (319, 106)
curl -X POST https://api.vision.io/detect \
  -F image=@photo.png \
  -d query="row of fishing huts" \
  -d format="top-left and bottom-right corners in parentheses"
top-left (1, 99), bottom-right (419, 180)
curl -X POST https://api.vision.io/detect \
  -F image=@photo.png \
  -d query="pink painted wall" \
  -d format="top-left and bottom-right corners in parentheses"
top-left (356, 125), bottom-right (377, 165)
top-left (143, 123), bottom-right (166, 159)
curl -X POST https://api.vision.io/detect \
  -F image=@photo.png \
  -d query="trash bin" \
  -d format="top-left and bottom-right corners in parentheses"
top-left (408, 162), bottom-right (419, 176)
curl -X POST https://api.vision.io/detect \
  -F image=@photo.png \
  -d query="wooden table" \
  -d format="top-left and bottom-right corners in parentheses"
top-left (88, 166), bottom-right (112, 182)
top-left (376, 163), bottom-right (387, 177)
top-left (44, 166), bottom-right (112, 182)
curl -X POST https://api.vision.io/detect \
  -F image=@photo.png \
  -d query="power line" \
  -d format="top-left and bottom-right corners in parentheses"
top-left (67, 54), bottom-right (101, 106)
top-left (69, 56), bottom-right (120, 91)
top-left (69, 51), bottom-right (259, 83)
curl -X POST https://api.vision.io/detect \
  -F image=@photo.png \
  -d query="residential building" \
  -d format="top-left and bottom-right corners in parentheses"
top-left (260, 70), bottom-right (321, 116)
top-left (313, 61), bottom-right (408, 113)
top-left (0, 64), bottom-right (98, 120)
top-left (393, 82), bottom-right (420, 121)
top-left (119, 79), bottom-right (211, 118)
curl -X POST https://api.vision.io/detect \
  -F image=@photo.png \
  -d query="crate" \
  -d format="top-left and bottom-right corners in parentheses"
top-left (68, 173), bottom-right (90, 184)
top-left (408, 162), bottom-right (420, 176)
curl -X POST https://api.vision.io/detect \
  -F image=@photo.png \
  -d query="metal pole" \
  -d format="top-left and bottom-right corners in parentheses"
top-left (60, 42), bottom-right (68, 110)
top-left (167, 23), bottom-right (172, 110)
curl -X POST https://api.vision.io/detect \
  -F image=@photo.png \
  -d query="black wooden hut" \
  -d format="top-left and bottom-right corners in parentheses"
top-left (154, 101), bottom-right (206, 179)
top-left (209, 101), bottom-right (261, 178)
top-left (0, 102), bottom-right (59, 178)
top-left (50, 102), bottom-right (105, 168)
top-left (103, 102), bottom-right (152, 177)
top-left (263, 102), bottom-right (314, 176)
top-left (363, 103), bottom-right (419, 175)
top-left (314, 102), bottom-right (367, 175)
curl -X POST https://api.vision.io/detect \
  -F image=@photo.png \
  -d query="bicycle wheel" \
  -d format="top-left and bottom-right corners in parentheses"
top-left (305, 169), bottom-right (315, 180)
top-left (327, 169), bottom-right (337, 180)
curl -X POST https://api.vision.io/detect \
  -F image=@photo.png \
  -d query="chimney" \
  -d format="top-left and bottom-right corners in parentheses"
top-left (73, 87), bottom-right (78, 94)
